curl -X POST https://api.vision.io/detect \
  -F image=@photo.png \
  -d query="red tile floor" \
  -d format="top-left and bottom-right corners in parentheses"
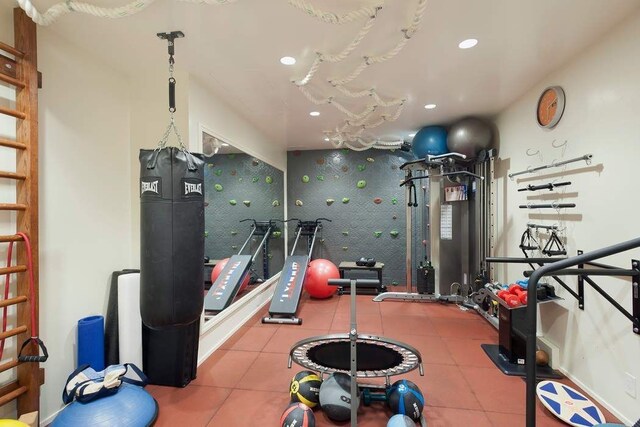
top-left (147, 293), bottom-right (619, 426)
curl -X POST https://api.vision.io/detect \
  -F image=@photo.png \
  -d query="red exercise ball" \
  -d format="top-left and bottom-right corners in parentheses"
top-left (211, 258), bottom-right (250, 293)
top-left (304, 259), bottom-right (339, 299)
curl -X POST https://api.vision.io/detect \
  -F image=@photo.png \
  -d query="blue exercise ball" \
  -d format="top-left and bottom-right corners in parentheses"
top-left (388, 414), bottom-right (416, 426)
top-left (52, 384), bottom-right (158, 427)
top-left (412, 126), bottom-right (448, 158)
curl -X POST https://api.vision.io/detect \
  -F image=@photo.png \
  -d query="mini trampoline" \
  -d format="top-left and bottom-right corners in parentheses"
top-left (289, 333), bottom-right (423, 378)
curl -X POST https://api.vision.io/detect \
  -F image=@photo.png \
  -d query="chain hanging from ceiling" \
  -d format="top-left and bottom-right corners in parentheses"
top-left (16, 0), bottom-right (426, 151)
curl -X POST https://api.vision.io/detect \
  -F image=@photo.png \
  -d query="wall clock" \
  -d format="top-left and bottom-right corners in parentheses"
top-left (536, 86), bottom-right (565, 129)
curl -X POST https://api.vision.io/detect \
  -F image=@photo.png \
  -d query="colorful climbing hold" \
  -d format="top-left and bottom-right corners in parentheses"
top-left (373, 231), bottom-right (382, 238)
top-left (316, 175), bottom-right (324, 181)
top-left (214, 169), bottom-right (223, 176)
top-left (252, 177), bottom-right (259, 183)
top-left (316, 158), bottom-right (325, 165)
top-left (366, 157), bottom-right (375, 163)
top-left (391, 197), bottom-right (398, 205)
top-left (230, 170), bottom-right (237, 176)
top-left (243, 200), bottom-right (251, 207)
top-left (391, 281), bottom-right (399, 286)
top-left (373, 197), bottom-right (382, 204)
top-left (357, 164), bottom-right (366, 172)
top-left (214, 184), bottom-right (223, 192)
top-left (342, 246), bottom-right (349, 251)
top-left (272, 231), bottom-right (282, 238)
top-left (238, 177), bottom-right (243, 182)
top-left (342, 165), bottom-right (349, 172)
top-left (272, 200), bottom-right (280, 207)
top-left (326, 199), bottom-right (335, 206)
top-left (265, 176), bottom-right (273, 184)
top-left (342, 197), bottom-right (350, 204)
top-left (302, 175), bottom-right (310, 183)
top-left (342, 231), bottom-right (349, 236)
top-left (204, 202), bottom-right (210, 207)
top-left (392, 215), bottom-right (397, 220)
top-left (334, 175), bottom-right (340, 180)
top-left (204, 231), bottom-right (209, 237)
top-left (268, 253), bottom-right (273, 259)
top-left (295, 199), bottom-right (303, 206)
top-left (232, 245), bottom-right (238, 250)
top-left (252, 159), bottom-right (260, 166)
top-left (390, 230), bottom-right (399, 238)
top-left (357, 180), bottom-right (367, 189)
top-left (229, 200), bottom-right (237, 206)
top-left (231, 230), bottom-right (238, 236)
top-left (207, 164), bottom-right (214, 168)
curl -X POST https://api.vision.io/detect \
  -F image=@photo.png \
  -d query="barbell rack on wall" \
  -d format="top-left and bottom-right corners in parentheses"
top-left (518, 181), bottom-right (571, 192)
top-left (508, 154), bottom-right (592, 179)
top-left (527, 223), bottom-right (559, 231)
top-left (524, 237), bottom-right (640, 427)
top-left (519, 203), bottom-right (576, 209)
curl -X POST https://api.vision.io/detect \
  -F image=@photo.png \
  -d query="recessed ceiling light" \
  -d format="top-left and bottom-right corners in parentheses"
top-left (408, 133), bottom-right (416, 138)
top-left (424, 104), bottom-right (437, 109)
top-left (324, 137), bottom-right (330, 142)
top-left (280, 56), bottom-right (296, 65)
top-left (458, 38), bottom-right (478, 49)
top-left (221, 143), bottom-right (229, 147)
top-left (310, 111), bottom-right (320, 117)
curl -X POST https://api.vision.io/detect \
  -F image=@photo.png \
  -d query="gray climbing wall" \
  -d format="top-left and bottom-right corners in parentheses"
top-left (204, 153), bottom-right (285, 280)
top-left (287, 149), bottom-right (419, 286)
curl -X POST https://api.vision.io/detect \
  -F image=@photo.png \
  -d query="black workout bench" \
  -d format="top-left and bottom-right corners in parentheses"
top-left (338, 261), bottom-right (386, 295)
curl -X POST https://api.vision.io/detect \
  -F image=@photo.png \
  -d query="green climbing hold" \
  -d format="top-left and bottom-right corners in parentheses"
top-left (268, 253), bottom-right (273, 259)
top-left (317, 175), bottom-right (324, 181)
top-left (231, 230), bottom-right (238, 236)
top-left (373, 231), bottom-right (382, 238)
top-left (391, 280), bottom-right (399, 286)
top-left (326, 199), bottom-right (335, 206)
top-left (232, 245), bottom-right (238, 250)
top-left (265, 176), bottom-right (273, 184)
top-left (320, 239), bottom-right (325, 243)
top-left (243, 200), bottom-right (251, 207)
top-left (390, 230), bottom-right (399, 238)
top-left (272, 231), bottom-right (282, 238)
top-left (391, 197), bottom-right (398, 205)
top-left (238, 177), bottom-right (243, 182)
top-left (214, 184), bottom-right (223, 192)
top-left (366, 157), bottom-right (375, 163)
top-left (207, 164), bottom-right (214, 168)
top-left (214, 169), bottom-right (223, 176)
top-left (272, 200), bottom-right (280, 207)
top-left (357, 180), bottom-right (367, 189)
top-left (357, 164), bottom-right (366, 172)
top-left (342, 197), bottom-right (350, 204)
top-left (295, 199), bottom-right (303, 206)
top-left (302, 175), bottom-right (310, 183)
top-left (204, 231), bottom-right (209, 237)
top-left (342, 231), bottom-right (349, 236)
top-left (252, 177), bottom-right (259, 183)
top-left (342, 246), bottom-right (348, 251)
top-left (229, 200), bottom-right (237, 206)
top-left (334, 175), bottom-right (340, 179)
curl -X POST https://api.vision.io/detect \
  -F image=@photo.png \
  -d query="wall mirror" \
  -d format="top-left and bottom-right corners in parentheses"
top-left (200, 131), bottom-right (285, 322)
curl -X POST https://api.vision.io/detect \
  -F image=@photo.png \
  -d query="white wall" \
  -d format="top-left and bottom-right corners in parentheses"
top-left (495, 10), bottom-right (640, 423)
top-left (188, 77), bottom-right (286, 171)
top-left (36, 28), bottom-right (133, 423)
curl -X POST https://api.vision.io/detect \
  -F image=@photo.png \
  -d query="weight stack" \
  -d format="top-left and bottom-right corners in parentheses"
top-left (416, 264), bottom-right (435, 294)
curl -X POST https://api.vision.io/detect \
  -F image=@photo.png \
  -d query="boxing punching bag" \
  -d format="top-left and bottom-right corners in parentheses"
top-left (139, 147), bottom-right (204, 386)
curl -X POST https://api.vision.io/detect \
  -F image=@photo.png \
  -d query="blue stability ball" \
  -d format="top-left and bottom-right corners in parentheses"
top-left (51, 384), bottom-right (158, 427)
top-left (388, 414), bottom-right (416, 426)
top-left (412, 126), bottom-right (448, 158)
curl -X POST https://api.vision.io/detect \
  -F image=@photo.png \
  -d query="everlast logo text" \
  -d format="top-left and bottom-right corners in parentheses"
top-left (184, 182), bottom-right (202, 195)
top-left (141, 180), bottom-right (159, 195)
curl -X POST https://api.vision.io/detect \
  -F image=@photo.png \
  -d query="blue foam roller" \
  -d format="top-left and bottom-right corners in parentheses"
top-left (78, 315), bottom-right (105, 370)
top-left (52, 384), bottom-right (158, 427)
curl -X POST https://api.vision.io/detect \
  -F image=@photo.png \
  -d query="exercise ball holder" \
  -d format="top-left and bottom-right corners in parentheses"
top-left (288, 278), bottom-right (426, 427)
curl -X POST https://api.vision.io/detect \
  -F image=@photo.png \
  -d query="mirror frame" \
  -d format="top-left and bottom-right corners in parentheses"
top-left (196, 123), bottom-right (288, 336)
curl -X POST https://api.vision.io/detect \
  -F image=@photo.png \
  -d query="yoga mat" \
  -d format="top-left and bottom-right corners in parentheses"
top-left (117, 272), bottom-right (142, 367)
top-left (77, 315), bottom-right (105, 370)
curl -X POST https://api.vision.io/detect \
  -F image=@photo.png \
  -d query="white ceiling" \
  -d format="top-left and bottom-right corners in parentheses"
top-left (20, 0), bottom-right (640, 149)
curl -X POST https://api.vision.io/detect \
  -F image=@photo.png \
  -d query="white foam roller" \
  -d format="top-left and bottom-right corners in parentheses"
top-left (117, 273), bottom-right (142, 367)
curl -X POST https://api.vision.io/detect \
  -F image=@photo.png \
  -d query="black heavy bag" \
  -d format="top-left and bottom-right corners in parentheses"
top-left (139, 147), bottom-right (205, 328)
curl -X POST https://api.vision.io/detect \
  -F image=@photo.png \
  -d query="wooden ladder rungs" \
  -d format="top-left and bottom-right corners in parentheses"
top-left (0, 203), bottom-right (28, 211)
top-left (0, 295), bottom-right (28, 309)
top-left (0, 359), bottom-right (20, 375)
top-left (0, 383), bottom-right (28, 407)
top-left (0, 325), bottom-right (28, 341)
top-left (0, 73), bottom-right (25, 89)
top-left (0, 41), bottom-right (24, 59)
top-left (0, 138), bottom-right (27, 150)
top-left (0, 234), bottom-right (24, 242)
top-left (0, 265), bottom-right (27, 275)
top-left (0, 106), bottom-right (26, 120)
top-left (0, 171), bottom-right (26, 180)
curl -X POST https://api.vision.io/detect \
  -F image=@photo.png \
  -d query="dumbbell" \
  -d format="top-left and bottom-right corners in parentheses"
top-left (497, 289), bottom-right (521, 307)
top-left (508, 284), bottom-right (528, 305)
